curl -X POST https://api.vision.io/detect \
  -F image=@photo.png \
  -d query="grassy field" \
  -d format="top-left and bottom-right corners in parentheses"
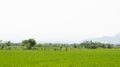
top-left (0, 49), bottom-right (120, 67)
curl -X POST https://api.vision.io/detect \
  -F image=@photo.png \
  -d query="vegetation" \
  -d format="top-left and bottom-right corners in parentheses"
top-left (0, 41), bottom-right (12, 50)
top-left (0, 39), bottom-right (115, 50)
top-left (21, 38), bottom-right (36, 49)
top-left (80, 41), bottom-right (114, 49)
top-left (0, 49), bottom-right (120, 67)
top-left (0, 38), bottom-right (119, 67)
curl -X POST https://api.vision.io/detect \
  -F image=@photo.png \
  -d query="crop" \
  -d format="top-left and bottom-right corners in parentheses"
top-left (0, 49), bottom-right (120, 67)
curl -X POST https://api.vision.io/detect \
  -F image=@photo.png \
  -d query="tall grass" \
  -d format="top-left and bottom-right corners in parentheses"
top-left (0, 49), bottom-right (120, 67)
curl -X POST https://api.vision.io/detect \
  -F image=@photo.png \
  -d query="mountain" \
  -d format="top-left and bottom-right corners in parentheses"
top-left (90, 34), bottom-right (120, 44)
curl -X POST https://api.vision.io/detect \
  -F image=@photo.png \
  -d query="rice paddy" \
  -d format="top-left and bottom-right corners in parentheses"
top-left (0, 49), bottom-right (120, 67)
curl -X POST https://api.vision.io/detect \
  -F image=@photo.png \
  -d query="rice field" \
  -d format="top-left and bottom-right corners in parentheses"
top-left (0, 49), bottom-right (120, 67)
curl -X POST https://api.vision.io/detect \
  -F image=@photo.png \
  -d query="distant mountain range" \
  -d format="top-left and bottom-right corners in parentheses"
top-left (89, 34), bottom-right (120, 44)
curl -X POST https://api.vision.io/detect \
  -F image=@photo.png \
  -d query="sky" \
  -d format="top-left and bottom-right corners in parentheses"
top-left (0, 0), bottom-right (120, 43)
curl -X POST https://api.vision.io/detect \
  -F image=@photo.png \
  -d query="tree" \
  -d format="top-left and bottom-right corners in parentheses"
top-left (107, 44), bottom-right (113, 49)
top-left (101, 44), bottom-right (106, 48)
top-left (0, 40), bottom-right (4, 49)
top-left (81, 41), bottom-right (100, 49)
top-left (0, 41), bottom-right (12, 49)
top-left (21, 38), bottom-right (36, 49)
top-left (72, 43), bottom-right (78, 48)
top-left (5, 41), bottom-right (11, 47)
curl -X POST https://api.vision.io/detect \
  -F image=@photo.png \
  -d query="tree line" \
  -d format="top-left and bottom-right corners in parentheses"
top-left (0, 38), bottom-right (114, 50)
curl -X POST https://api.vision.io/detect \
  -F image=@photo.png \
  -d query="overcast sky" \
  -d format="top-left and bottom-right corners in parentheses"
top-left (0, 0), bottom-right (120, 43)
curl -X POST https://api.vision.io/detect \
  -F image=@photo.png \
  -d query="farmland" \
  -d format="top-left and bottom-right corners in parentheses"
top-left (0, 49), bottom-right (120, 67)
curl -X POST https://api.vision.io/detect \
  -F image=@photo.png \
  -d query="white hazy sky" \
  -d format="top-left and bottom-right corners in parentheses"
top-left (0, 0), bottom-right (120, 43)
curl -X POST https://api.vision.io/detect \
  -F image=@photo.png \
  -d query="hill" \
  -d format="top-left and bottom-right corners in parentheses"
top-left (91, 34), bottom-right (120, 44)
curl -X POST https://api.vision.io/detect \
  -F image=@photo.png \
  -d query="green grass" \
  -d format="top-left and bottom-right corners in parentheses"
top-left (0, 49), bottom-right (120, 67)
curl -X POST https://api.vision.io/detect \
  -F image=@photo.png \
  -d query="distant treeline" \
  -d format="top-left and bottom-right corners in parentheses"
top-left (0, 39), bottom-right (117, 50)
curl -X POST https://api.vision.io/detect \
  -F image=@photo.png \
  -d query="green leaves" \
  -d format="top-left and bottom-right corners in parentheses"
top-left (21, 38), bottom-right (36, 49)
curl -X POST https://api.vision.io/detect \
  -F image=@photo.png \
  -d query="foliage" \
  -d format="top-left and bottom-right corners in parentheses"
top-left (21, 38), bottom-right (36, 49)
top-left (0, 39), bottom-right (115, 50)
top-left (80, 41), bottom-right (114, 49)
top-left (0, 49), bottom-right (120, 67)
top-left (0, 41), bottom-right (12, 49)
